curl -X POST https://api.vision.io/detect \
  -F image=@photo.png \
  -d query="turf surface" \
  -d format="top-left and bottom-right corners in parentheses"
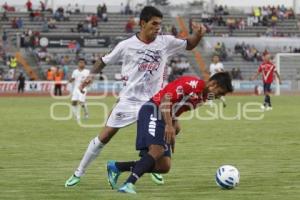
top-left (0, 96), bottom-right (299, 200)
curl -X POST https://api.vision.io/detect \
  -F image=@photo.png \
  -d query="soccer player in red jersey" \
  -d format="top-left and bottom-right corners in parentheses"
top-left (251, 52), bottom-right (282, 111)
top-left (106, 72), bottom-right (233, 194)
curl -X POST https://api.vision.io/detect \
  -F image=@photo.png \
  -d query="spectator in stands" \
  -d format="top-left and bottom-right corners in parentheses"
top-left (26, 0), bottom-right (33, 12)
top-left (125, 3), bottom-right (132, 14)
top-left (11, 17), bottom-right (17, 28)
top-left (74, 3), bottom-right (80, 14)
top-left (75, 41), bottom-right (81, 57)
top-left (91, 14), bottom-right (98, 27)
top-left (76, 22), bottom-right (84, 32)
top-left (68, 40), bottom-right (76, 53)
top-left (17, 72), bottom-right (26, 93)
top-left (42, 20), bottom-right (49, 32)
top-left (66, 4), bottom-right (73, 14)
top-left (29, 10), bottom-right (35, 21)
top-left (48, 18), bottom-right (56, 29)
top-left (2, 31), bottom-right (8, 47)
top-left (125, 17), bottom-right (135, 33)
top-left (40, 1), bottom-right (46, 11)
top-left (1, 11), bottom-right (9, 21)
top-left (9, 56), bottom-right (17, 69)
top-left (97, 4), bottom-right (103, 19)
top-left (3, 2), bottom-right (9, 11)
top-left (16, 17), bottom-right (24, 29)
top-left (237, 18), bottom-right (245, 30)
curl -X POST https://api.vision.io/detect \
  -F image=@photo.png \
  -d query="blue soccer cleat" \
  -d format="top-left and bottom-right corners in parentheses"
top-left (118, 182), bottom-right (136, 194)
top-left (107, 160), bottom-right (121, 189)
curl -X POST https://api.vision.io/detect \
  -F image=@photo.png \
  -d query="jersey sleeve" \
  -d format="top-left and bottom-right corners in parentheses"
top-left (102, 42), bottom-right (124, 65)
top-left (164, 35), bottom-right (187, 57)
top-left (71, 70), bottom-right (76, 79)
top-left (258, 64), bottom-right (262, 73)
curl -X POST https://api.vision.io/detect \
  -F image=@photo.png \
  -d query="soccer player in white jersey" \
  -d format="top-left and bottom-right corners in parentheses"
top-left (69, 58), bottom-right (90, 120)
top-left (65, 6), bottom-right (206, 187)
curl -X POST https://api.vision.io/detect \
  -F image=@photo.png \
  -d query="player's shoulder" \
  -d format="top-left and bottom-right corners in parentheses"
top-left (157, 34), bottom-right (184, 42)
top-left (118, 35), bottom-right (137, 45)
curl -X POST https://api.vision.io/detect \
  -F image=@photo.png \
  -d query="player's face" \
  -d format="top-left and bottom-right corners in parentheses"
top-left (141, 16), bottom-right (162, 40)
top-left (264, 54), bottom-right (271, 61)
top-left (78, 60), bottom-right (85, 69)
top-left (212, 55), bottom-right (219, 63)
top-left (207, 81), bottom-right (227, 99)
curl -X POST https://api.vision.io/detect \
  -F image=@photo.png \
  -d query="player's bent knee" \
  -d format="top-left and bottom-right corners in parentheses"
top-left (99, 127), bottom-right (119, 144)
top-left (154, 157), bottom-right (171, 173)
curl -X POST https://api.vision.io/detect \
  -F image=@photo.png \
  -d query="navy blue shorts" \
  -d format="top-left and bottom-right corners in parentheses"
top-left (263, 83), bottom-right (272, 93)
top-left (136, 101), bottom-right (171, 157)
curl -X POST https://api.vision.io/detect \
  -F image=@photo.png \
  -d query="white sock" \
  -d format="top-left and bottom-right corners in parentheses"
top-left (82, 103), bottom-right (88, 116)
top-left (74, 136), bottom-right (105, 177)
top-left (72, 105), bottom-right (79, 120)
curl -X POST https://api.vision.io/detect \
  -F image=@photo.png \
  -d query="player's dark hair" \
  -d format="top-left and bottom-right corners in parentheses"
top-left (139, 6), bottom-right (163, 24)
top-left (209, 72), bottom-right (234, 93)
top-left (78, 57), bottom-right (86, 63)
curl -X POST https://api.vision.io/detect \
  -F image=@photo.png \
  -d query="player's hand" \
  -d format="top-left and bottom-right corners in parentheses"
top-left (80, 77), bottom-right (92, 93)
top-left (171, 137), bottom-right (175, 153)
top-left (164, 124), bottom-right (176, 146)
top-left (192, 22), bottom-right (207, 37)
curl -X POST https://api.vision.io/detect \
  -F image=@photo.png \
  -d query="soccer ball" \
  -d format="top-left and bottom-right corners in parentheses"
top-left (215, 165), bottom-right (240, 189)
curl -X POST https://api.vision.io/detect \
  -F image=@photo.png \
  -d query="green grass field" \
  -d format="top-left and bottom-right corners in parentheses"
top-left (0, 96), bottom-right (300, 200)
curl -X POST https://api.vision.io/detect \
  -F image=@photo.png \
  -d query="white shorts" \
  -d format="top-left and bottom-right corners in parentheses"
top-left (106, 99), bottom-right (146, 128)
top-left (71, 88), bottom-right (87, 103)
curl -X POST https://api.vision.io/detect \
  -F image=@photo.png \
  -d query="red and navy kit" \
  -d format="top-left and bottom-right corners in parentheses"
top-left (136, 76), bottom-right (206, 157)
top-left (151, 76), bottom-right (206, 116)
top-left (258, 61), bottom-right (277, 84)
top-left (257, 61), bottom-right (277, 93)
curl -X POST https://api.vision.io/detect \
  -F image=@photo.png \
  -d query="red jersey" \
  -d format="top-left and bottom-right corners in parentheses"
top-left (258, 61), bottom-right (277, 84)
top-left (151, 76), bottom-right (206, 117)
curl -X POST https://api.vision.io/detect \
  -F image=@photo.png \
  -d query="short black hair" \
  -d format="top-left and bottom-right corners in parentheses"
top-left (78, 57), bottom-right (86, 63)
top-left (209, 72), bottom-right (234, 93)
top-left (140, 6), bottom-right (163, 24)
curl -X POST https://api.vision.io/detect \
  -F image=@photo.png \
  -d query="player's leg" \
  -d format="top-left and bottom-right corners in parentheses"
top-left (118, 102), bottom-right (167, 193)
top-left (79, 91), bottom-right (88, 119)
top-left (66, 100), bottom-right (139, 187)
top-left (150, 120), bottom-right (179, 185)
top-left (263, 83), bottom-right (272, 110)
top-left (118, 145), bottom-right (165, 194)
top-left (65, 126), bottom-right (119, 187)
top-left (71, 100), bottom-right (80, 120)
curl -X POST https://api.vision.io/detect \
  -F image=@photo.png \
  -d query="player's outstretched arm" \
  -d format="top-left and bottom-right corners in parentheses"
top-left (186, 22), bottom-right (207, 50)
top-left (275, 71), bottom-right (282, 84)
top-left (160, 93), bottom-right (176, 153)
top-left (251, 72), bottom-right (260, 81)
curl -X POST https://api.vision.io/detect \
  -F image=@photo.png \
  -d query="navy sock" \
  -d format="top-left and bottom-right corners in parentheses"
top-left (126, 153), bottom-right (155, 184)
top-left (265, 95), bottom-right (271, 107)
top-left (115, 161), bottom-right (136, 172)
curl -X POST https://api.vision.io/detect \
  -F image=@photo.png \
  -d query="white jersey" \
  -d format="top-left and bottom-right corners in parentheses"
top-left (102, 34), bottom-right (187, 102)
top-left (71, 68), bottom-right (90, 90)
top-left (209, 62), bottom-right (224, 77)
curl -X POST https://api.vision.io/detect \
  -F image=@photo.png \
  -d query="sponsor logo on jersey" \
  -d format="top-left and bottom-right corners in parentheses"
top-left (148, 114), bottom-right (157, 137)
top-left (137, 49), bottom-right (162, 74)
